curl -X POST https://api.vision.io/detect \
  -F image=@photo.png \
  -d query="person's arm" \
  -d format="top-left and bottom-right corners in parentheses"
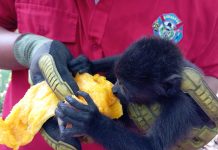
top-left (205, 76), bottom-right (218, 94)
top-left (0, 27), bottom-right (23, 70)
top-left (0, 27), bottom-right (81, 149)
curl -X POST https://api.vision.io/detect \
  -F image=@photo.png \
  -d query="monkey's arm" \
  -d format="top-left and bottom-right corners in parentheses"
top-left (69, 55), bottom-right (121, 82)
top-left (69, 55), bottom-right (121, 74)
top-left (92, 55), bottom-right (121, 73)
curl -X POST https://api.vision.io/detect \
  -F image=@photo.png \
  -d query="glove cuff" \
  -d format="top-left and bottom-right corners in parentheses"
top-left (13, 33), bottom-right (52, 67)
top-left (40, 128), bottom-right (78, 150)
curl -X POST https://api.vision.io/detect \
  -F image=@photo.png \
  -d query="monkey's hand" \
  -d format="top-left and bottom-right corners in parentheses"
top-left (69, 55), bottom-right (94, 75)
top-left (69, 55), bottom-right (121, 78)
top-left (55, 91), bottom-right (107, 137)
top-left (56, 91), bottom-right (153, 150)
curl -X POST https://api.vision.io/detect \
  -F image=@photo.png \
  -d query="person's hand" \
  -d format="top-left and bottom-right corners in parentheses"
top-left (13, 34), bottom-right (81, 149)
top-left (69, 55), bottom-right (94, 75)
top-left (55, 91), bottom-right (105, 137)
top-left (13, 34), bottom-right (79, 99)
top-left (41, 118), bottom-right (81, 150)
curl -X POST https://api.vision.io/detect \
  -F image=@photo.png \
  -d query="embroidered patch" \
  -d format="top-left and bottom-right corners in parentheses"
top-left (153, 13), bottom-right (183, 43)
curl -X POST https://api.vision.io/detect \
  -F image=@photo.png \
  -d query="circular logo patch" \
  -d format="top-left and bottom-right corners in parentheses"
top-left (153, 13), bottom-right (183, 43)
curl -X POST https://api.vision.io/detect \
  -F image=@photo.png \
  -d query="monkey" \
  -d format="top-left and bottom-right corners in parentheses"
top-left (56, 37), bottom-right (214, 150)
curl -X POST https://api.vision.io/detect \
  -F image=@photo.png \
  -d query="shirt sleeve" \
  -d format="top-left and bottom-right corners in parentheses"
top-left (0, 0), bottom-right (17, 31)
top-left (194, 16), bottom-right (218, 78)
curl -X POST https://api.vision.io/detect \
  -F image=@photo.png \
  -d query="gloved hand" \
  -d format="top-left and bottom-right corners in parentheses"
top-left (14, 33), bottom-right (79, 98)
top-left (13, 33), bottom-right (80, 150)
top-left (41, 117), bottom-right (81, 150)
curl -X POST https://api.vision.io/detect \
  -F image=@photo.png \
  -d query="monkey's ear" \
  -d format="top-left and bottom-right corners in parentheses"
top-left (163, 74), bottom-right (182, 96)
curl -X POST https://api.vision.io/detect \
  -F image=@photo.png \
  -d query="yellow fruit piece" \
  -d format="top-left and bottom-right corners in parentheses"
top-left (0, 73), bottom-right (123, 149)
top-left (0, 81), bottom-right (59, 150)
top-left (74, 73), bottom-right (123, 119)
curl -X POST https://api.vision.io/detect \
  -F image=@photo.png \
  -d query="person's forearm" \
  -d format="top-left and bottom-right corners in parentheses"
top-left (205, 76), bottom-right (218, 95)
top-left (0, 27), bottom-right (24, 70)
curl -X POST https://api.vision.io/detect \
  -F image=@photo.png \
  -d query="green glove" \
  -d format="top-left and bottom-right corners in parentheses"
top-left (41, 118), bottom-right (81, 150)
top-left (13, 34), bottom-right (79, 97)
top-left (13, 34), bottom-right (80, 150)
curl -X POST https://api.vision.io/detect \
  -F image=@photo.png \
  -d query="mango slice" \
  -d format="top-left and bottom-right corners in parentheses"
top-left (74, 73), bottom-right (122, 119)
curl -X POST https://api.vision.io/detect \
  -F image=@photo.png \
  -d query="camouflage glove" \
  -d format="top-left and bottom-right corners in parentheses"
top-left (13, 34), bottom-right (80, 150)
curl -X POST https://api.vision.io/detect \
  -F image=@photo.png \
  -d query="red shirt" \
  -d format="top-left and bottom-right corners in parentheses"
top-left (0, 0), bottom-right (218, 150)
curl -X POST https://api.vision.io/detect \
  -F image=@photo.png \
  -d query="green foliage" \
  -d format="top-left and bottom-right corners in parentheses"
top-left (0, 70), bottom-right (11, 114)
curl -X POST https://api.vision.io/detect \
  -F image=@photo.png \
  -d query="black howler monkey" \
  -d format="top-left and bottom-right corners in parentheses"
top-left (56, 37), bottom-right (212, 150)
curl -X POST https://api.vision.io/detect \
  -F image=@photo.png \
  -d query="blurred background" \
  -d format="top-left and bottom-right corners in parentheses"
top-left (0, 69), bottom-right (11, 115)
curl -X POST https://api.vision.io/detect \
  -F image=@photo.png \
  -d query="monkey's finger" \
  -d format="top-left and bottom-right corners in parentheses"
top-left (77, 91), bottom-right (96, 107)
top-left (72, 65), bottom-right (87, 72)
top-left (70, 64), bottom-right (88, 75)
top-left (70, 61), bottom-right (86, 69)
top-left (56, 110), bottom-right (83, 129)
top-left (65, 96), bottom-right (89, 111)
top-left (78, 67), bottom-right (90, 74)
top-left (55, 108), bottom-right (74, 124)
top-left (55, 108), bottom-right (65, 118)
top-left (61, 127), bottom-right (84, 138)
top-left (69, 59), bottom-right (81, 67)
top-left (57, 102), bottom-right (89, 121)
top-left (69, 55), bottom-right (87, 67)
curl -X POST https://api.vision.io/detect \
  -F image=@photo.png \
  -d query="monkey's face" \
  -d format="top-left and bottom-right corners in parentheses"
top-left (112, 79), bottom-right (155, 104)
top-left (112, 80), bottom-right (127, 102)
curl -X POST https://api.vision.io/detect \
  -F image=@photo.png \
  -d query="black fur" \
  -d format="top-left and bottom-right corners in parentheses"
top-left (115, 37), bottom-right (183, 85)
top-left (58, 37), bottom-right (211, 150)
